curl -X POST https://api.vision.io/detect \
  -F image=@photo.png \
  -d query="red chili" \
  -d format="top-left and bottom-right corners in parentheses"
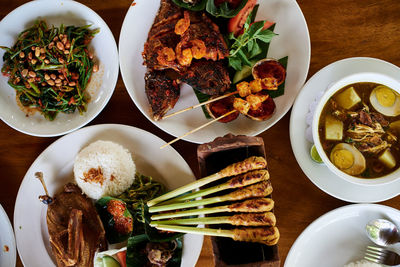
top-left (68, 97), bottom-right (76, 105)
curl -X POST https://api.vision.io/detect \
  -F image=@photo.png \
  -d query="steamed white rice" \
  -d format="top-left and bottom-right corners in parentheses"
top-left (74, 140), bottom-right (136, 200)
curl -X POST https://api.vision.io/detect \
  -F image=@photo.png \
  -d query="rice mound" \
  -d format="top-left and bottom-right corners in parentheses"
top-left (344, 260), bottom-right (382, 267)
top-left (74, 140), bottom-right (136, 200)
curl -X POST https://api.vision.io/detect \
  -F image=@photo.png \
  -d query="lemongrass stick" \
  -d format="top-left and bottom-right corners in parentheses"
top-left (163, 91), bottom-right (237, 119)
top-left (162, 170), bottom-right (269, 204)
top-left (152, 224), bottom-right (280, 245)
top-left (160, 110), bottom-right (237, 149)
top-left (149, 180), bottom-right (272, 213)
top-left (151, 198), bottom-right (274, 220)
top-left (151, 212), bottom-right (276, 226)
top-left (147, 156), bottom-right (266, 207)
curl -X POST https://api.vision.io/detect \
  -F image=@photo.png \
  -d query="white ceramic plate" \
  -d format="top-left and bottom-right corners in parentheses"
top-left (289, 57), bottom-right (400, 203)
top-left (0, 0), bottom-right (119, 137)
top-left (119, 0), bottom-right (310, 144)
top-left (0, 205), bottom-right (16, 267)
top-left (14, 124), bottom-right (203, 267)
top-left (284, 204), bottom-right (400, 267)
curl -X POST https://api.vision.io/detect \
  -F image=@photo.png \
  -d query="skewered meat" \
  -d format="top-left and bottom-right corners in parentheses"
top-left (218, 156), bottom-right (267, 178)
top-left (179, 60), bottom-right (230, 95)
top-left (232, 227), bottom-right (280, 245)
top-left (42, 182), bottom-right (107, 267)
top-left (228, 198), bottom-right (274, 212)
top-left (145, 70), bottom-right (180, 121)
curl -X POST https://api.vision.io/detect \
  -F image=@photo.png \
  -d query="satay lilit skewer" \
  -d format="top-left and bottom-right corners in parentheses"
top-left (147, 156), bottom-right (267, 207)
top-left (162, 77), bottom-right (278, 119)
top-left (151, 198), bottom-right (274, 220)
top-left (152, 225), bottom-right (280, 246)
top-left (161, 169), bottom-right (269, 204)
top-left (149, 180), bottom-right (272, 213)
top-left (150, 212), bottom-right (276, 227)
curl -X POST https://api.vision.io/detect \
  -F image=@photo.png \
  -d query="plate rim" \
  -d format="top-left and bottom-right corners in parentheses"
top-left (13, 123), bottom-right (203, 267)
top-left (119, 0), bottom-right (311, 144)
top-left (0, 0), bottom-right (119, 137)
top-left (0, 204), bottom-right (16, 267)
top-left (289, 56), bottom-right (400, 203)
top-left (284, 203), bottom-right (400, 266)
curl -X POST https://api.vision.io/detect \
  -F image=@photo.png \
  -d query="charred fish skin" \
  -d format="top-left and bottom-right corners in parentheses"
top-left (145, 70), bottom-right (180, 121)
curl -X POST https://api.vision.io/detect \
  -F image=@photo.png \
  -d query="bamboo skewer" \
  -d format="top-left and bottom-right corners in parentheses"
top-left (151, 198), bottom-right (274, 220)
top-left (160, 110), bottom-right (237, 149)
top-left (149, 180), bottom-right (272, 213)
top-left (150, 212), bottom-right (276, 227)
top-left (152, 224), bottom-right (280, 245)
top-left (161, 170), bottom-right (269, 204)
top-left (162, 91), bottom-right (237, 119)
top-left (147, 156), bottom-right (267, 207)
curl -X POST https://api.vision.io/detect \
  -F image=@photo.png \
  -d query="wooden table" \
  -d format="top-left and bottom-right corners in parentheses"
top-left (1, 0), bottom-right (400, 266)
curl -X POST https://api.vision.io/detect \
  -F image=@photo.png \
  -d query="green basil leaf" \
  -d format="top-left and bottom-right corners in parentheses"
top-left (248, 4), bottom-right (259, 23)
top-left (229, 56), bottom-right (242, 71)
top-left (172, 0), bottom-right (207, 11)
top-left (206, 0), bottom-right (248, 18)
top-left (256, 29), bottom-right (277, 43)
top-left (247, 39), bottom-right (254, 53)
top-left (237, 49), bottom-right (252, 67)
top-left (248, 21), bottom-right (265, 38)
top-left (248, 41), bottom-right (261, 59)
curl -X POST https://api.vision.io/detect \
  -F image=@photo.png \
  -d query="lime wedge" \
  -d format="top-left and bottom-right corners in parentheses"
top-left (310, 145), bottom-right (323, 163)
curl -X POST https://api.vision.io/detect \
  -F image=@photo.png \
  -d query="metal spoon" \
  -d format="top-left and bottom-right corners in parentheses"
top-left (366, 219), bottom-right (400, 246)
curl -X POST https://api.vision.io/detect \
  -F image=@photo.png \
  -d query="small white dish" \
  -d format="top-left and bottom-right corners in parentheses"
top-left (312, 72), bottom-right (400, 186)
top-left (284, 204), bottom-right (400, 267)
top-left (0, 205), bottom-right (16, 267)
top-left (290, 57), bottom-right (400, 203)
top-left (0, 0), bottom-right (119, 137)
top-left (14, 124), bottom-right (203, 267)
top-left (119, 0), bottom-right (310, 144)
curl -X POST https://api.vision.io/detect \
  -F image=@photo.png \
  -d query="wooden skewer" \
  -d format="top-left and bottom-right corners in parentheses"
top-left (160, 109), bottom-right (238, 149)
top-left (162, 91), bottom-right (237, 119)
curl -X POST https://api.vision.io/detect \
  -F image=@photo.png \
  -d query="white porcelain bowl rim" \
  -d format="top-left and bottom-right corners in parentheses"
top-left (312, 72), bottom-right (400, 186)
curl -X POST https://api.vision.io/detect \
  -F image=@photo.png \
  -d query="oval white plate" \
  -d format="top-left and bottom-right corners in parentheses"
top-left (0, 0), bottom-right (119, 137)
top-left (119, 0), bottom-right (310, 144)
top-left (0, 205), bottom-right (16, 267)
top-left (285, 204), bottom-right (400, 267)
top-left (290, 57), bottom-right (400, 203)
top-left (14, 124), bottom-right (203, 267)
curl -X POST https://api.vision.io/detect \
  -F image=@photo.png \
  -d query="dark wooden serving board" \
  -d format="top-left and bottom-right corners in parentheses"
top-left (197, 134), bottom-right (280, 267)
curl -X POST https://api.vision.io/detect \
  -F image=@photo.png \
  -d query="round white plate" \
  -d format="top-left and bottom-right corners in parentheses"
top-left (289, 57), bottom-right (400, 203)
top-left (14, 124), bottom-right (203, 267)
top-left (285, 204), bottom-right (400, 267)
top-left (0, 0), bottom-right (119, 137)
top-left (119, 0), bottom-right (310, 144)
top-left (0, 205), bottom-right (16, 267)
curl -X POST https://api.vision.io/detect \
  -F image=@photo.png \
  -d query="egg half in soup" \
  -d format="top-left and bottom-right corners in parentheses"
top-left (370, 85), bottom-right (400, 117)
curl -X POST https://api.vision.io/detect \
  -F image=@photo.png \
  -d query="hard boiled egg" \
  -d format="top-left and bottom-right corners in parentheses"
top-left (330, 143), bottom-right (366, 176)
top-left (370, 85), bottom-right (400, 117)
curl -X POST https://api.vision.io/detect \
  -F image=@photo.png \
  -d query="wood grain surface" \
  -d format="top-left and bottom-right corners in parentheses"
top-left (1, 0), bottom-right (400, 266)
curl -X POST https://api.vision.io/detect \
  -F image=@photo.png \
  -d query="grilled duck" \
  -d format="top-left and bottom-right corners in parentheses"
top-left (143, 0), bottom-right (231, 120)
top-left (37, 173), bottom-right (107, 267)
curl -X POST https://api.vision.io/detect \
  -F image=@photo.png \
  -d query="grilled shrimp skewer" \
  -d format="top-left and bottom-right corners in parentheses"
top-left (147, 156), bottom-right (267, 207)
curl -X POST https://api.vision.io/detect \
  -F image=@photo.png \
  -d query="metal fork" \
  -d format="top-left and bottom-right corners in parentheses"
top-left (365, 245), bottom-right (400, 266)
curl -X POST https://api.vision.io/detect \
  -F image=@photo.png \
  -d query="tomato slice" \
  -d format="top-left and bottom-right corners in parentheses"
top-left (227, 0), bottom-right (257, 35)
top-left (116, 251), bottom-right (127, 267)
top-left (206, 95), bottom-right (239, 123)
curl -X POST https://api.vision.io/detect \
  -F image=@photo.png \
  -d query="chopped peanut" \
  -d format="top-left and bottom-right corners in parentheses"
top-left (236, 81), bottom-right (251, 97)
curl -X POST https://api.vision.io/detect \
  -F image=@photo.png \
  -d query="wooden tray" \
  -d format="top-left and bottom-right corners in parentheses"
top-left (197, 134), bottom-right (280, 267)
